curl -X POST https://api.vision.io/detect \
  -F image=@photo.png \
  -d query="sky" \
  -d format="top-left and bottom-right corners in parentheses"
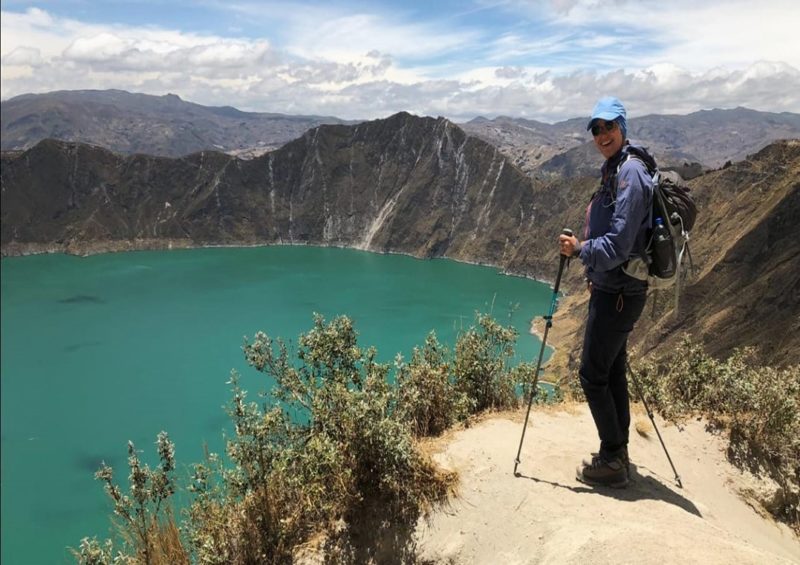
top-left (2, 0), bottom-right (799, 122)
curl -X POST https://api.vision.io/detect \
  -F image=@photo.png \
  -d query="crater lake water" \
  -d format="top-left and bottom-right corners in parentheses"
top-left (1, 245), bottom-right (554, 563)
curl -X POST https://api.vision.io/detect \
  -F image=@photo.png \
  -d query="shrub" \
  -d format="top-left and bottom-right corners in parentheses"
top-left (185, 313), bottom-right (456, 563)
top-left (632, 336), bottom-right (800, 530)
top-left (395, 332), bottom-right (469, 437)
top-left (73, 432), bottom-right (189, 565)
top-left (79, 312), bottom-right (548, 563)
top-left (453, 313), bottom-right (531, 413)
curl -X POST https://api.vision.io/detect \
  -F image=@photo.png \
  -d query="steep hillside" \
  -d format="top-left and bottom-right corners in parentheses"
top-left (0, 89), bottom-right (353, 157)
top-left (549, 140), bottom-right (800, 369)
top-left (637, 141), bottom-right (800, 367)
top-left (1, 112), bottom-right (539, 267)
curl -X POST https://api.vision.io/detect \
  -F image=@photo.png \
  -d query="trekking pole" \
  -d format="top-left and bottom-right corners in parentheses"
top-left (626, 359), bottom-right (683, 488)
top-left (514, 229), bottom-right (572, 476)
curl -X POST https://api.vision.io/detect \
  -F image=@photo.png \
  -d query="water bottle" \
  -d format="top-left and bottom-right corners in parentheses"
top-left (651, 217), bottom-right (676, 278)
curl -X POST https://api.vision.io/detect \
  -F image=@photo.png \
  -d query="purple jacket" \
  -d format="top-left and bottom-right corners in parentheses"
top-left (577, 142), bottom-right (654, 294)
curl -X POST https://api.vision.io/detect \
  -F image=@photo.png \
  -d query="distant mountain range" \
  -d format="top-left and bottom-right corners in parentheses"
top-left (2, 106), bottom-right (798, 367)
top-left (461, 108), bottom-right (800, 177)
top-left (3, 90), bottom-right (799, 176)
top-left (1, 89), bottom-right (355, 158)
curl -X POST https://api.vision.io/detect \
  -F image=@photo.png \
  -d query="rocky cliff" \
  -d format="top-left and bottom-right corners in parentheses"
top-left (1, 112), bottom-right (540, 269)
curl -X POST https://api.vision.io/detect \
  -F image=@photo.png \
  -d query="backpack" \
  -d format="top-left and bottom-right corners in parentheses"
top-left (615, 145), bottom-right (698, 306)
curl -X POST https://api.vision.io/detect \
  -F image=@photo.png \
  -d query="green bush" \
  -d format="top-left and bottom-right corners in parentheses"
top-left (73, 432), bottom-right (188, 565)
top-left (183, 313), bottom-right (456, 563)
top-left (632, 336), bottom-right (800, 529)
top-left (454, 313), bottom-right (534, 413)
top-left (78, 312), bottom-right (549, 563)
top-left (395, 332), bottom-right (468, 437)
top-left (396, 313), bottom-right (552, 437)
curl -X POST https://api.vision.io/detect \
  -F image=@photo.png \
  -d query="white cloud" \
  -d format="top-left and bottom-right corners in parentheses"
top-left (2, 46), bottom-right (43, 66)
top-left (495, 66), bottom-right (526, 79)
top-left (63, 32), bottom-right (130, 62)
top-left (222, 1), bottom-right (480, 66)
top-left (1, 5), bottom-right (799, 121)
top-left (549, 0), bottom-right (800, 70)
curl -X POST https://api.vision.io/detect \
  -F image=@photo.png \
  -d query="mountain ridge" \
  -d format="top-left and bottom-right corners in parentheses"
top-left (1, 89), bottom-right (357, 159)
top-left (4, 89), bottom-right (800, 173)
top-left (0, 113), bottom-right (538, 270)
top-left (461, 107), bottom-right (800, 177)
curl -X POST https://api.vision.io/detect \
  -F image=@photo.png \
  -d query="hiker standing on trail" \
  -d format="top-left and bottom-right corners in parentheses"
top-left (558, 96), bottom-right (653, 488)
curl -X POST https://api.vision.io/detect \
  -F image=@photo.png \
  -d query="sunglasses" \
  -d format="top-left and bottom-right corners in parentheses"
top-left (590, 121), bottom-right (617, 136)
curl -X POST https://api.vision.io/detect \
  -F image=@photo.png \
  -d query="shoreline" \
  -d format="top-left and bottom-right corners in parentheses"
top-left (0, 238), bottom-right (551, 283)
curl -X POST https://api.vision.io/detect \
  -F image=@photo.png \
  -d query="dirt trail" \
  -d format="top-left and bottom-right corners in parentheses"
top-left (416, 405), bottom-right (800, 564)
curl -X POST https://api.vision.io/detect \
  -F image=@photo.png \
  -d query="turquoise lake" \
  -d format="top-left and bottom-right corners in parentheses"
top-left (0, 245), bottom-right (553, 564)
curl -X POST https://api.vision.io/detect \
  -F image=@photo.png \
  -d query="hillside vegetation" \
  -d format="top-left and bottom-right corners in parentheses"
top-left (73, 313), bottom-right (798, 564)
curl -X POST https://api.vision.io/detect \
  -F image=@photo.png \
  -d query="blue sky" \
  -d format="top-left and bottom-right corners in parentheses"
top-left (2, 0), bottom-right (799, 121)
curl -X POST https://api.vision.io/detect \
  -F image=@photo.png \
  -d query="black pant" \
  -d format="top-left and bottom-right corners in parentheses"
top-left (579, 289), bottom-right (646, 458)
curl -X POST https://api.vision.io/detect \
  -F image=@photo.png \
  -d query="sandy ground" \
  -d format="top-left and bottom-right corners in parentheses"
top-left (415, 404), bottom-right (800, 565)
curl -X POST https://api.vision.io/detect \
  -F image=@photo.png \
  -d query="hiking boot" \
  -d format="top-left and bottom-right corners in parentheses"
top-left (576, 454), bottom-right (629, 488)
top-left (582, 447), bottom-right (630, 474)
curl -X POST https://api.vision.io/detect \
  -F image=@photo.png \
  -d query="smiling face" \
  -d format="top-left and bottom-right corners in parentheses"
top-left (592, 119), bottom-right (624, 160)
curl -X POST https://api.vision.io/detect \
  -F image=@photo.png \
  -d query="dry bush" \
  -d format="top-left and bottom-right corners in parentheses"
top-left (452, 313), bottom-right (547, 413)
top-left (72, 433), bottom-right (190, 564)
top-left (632, 336), bottom-right (800, 530)
top-left (396, 313), bottom-right (555, 439)
top-left (395, 332), bottom-right (467, 437)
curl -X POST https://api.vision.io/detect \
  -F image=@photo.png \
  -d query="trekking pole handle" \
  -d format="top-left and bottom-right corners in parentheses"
top-left (554, 228), bottom-right (574, 293)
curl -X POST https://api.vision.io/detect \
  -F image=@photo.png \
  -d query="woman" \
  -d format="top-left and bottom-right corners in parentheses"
top-left (558, 96), bottom-right (653, 488)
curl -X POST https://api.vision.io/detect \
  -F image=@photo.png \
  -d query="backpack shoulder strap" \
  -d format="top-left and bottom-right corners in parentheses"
top-left (611, 151), bottom-right (634, 201)
top-left (622, 144), bottom-right (658, 173)
top-left (613, 148), bottom-right (657, 209)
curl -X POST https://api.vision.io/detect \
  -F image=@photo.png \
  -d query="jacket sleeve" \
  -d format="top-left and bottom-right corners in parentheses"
top-left (578, 160), bottom-right (652, 272)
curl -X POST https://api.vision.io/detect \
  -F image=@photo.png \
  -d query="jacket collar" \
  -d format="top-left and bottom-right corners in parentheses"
top-left (600, 141), bottom-right (630, 183)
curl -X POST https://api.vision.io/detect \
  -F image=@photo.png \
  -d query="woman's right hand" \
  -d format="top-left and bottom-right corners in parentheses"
top-left (558, 233), bottom-right (580, 257)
